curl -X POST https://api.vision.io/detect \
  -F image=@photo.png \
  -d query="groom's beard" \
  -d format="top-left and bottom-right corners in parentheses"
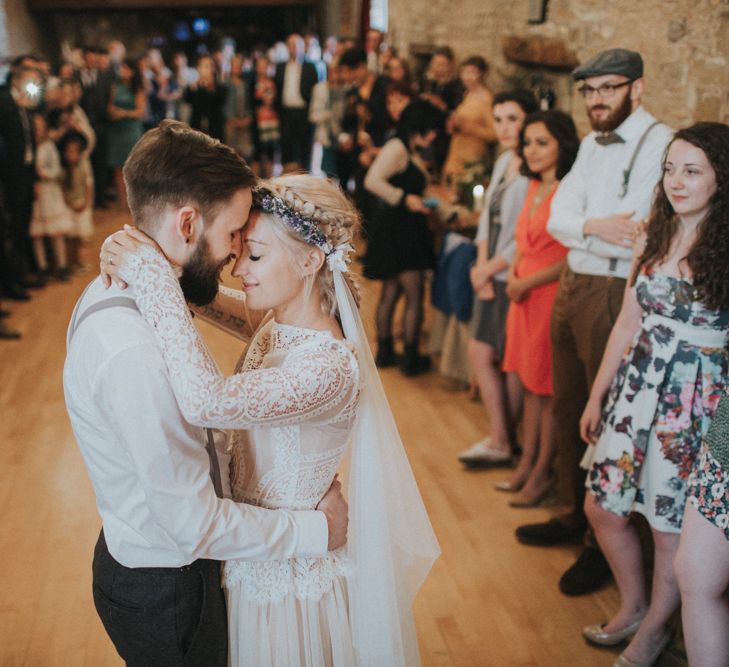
top-left (179, 236), bottom-right (228, 306)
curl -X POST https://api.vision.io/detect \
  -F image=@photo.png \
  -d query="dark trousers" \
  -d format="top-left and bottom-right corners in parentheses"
top-left (3, 166), bottom-right (35, 283)
top-left (0, 200), bottom-right (14, 291)
top-left (550, 268), bottom-right (626, 519)
top-left (279, 107), bottom-right (312, 169)
top-left (90, 125), bottom-right (109, 207)
top-left (92, 530), bottom-right (228, 667)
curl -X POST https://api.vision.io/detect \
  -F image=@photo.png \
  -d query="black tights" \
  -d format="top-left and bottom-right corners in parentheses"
top-left (375, 270), bottom-right (425, 344)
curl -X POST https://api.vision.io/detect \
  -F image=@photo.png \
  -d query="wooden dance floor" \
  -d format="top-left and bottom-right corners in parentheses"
top-left (0, 210), bottom-right (684, 666)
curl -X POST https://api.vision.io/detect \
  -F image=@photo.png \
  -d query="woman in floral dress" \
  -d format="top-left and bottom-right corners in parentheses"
top-left (673, 124), bottom-right (729, 667)
top-left (579, 123), bottom-right (729, 667)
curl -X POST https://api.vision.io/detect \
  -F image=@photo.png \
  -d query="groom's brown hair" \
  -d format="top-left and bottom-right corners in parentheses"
top-left (123, 120), bottom-right (256, 231)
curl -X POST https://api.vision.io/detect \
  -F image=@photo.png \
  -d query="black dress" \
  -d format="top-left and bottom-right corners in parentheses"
top-left (363, 157), bottom-right (435, 280)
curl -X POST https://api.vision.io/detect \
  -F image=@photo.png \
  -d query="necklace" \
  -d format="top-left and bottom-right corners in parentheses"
top-left (533, 180), bottom-right (557, 205)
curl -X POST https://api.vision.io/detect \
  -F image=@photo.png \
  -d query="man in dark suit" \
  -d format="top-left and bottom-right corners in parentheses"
top-left (0, 65), bottom-right (42, 300)
top-left (275, 33), bottom-right (319, 170)
top-left (80, 47), bottom-right (114, 207)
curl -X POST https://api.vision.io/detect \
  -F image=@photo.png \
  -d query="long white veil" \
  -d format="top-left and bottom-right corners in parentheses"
top-left (333, 267), bottom-right (440, 666)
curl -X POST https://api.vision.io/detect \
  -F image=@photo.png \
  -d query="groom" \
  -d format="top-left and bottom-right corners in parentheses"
top-left (63, 120), bottom-right (348, 666)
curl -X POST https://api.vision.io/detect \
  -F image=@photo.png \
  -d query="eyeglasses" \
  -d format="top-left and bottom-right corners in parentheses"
top-left (577, 80), bottom-right (633, 98)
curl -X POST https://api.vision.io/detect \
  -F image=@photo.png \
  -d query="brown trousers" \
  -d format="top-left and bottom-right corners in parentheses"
top-left (550, 267), bottom-right (627, 516)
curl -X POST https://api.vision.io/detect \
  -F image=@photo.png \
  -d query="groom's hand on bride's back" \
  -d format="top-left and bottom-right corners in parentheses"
top-left (317, 475), bottom-right (348, 550)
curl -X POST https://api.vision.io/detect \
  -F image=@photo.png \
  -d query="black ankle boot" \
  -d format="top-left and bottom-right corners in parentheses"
top-left (400, 343), bottom-right (431, 377)
top-left (375, 337), bottom-right (397, 367)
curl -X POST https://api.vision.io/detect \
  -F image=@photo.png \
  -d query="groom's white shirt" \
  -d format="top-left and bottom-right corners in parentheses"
top-left (63, 277), bottom-right (328, 568)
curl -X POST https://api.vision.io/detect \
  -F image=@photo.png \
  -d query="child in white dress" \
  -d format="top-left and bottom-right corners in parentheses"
top-left (59, 132), bottom-right (94, 270)
top-left (30, 114), bottom-right (74, 281)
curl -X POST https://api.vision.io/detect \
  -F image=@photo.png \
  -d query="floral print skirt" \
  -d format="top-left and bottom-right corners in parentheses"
top-left (688, 393), bottom-right (729, 539)
top-left (582, 313), bottom-right (728, 533)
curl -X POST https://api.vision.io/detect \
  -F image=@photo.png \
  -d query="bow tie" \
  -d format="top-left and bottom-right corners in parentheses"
top-left (595, 132), bottom-right (625, 146)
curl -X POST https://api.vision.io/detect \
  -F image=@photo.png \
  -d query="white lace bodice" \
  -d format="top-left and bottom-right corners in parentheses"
top-left (120, 247), bottom-right (361, 603)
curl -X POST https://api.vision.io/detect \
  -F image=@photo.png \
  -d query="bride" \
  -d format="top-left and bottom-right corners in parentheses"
top-left (101, 173), bottom-right (439, 666)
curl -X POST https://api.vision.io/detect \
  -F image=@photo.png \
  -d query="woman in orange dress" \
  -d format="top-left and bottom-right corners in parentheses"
top-left (499, 110), bottom-right (579, 506)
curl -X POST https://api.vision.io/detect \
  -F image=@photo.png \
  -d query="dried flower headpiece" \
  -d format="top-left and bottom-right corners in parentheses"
top-left (252, 187), bottom-right (332, 254)
top-left (252, 187), bottom-right (353, 273)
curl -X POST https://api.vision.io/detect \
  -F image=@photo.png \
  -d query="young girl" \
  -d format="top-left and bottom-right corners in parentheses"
top-left (29, 114), bottom-right (74, 281)
top-left (59, 132), bottom-right (94, 270)
top-left (580, 123), bottom-right (729, 667)
top-left (497, 111), bottom-right (579, 505)
top-left (100, 174), bottom-right (439, 666)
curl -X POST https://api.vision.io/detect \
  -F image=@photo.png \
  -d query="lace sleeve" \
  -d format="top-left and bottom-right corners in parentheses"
top-left (119, 245), bottom-right (359, 429)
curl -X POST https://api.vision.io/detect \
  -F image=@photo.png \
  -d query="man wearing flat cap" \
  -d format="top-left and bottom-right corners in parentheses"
top-left (515, 48), bottom-right (673, 595)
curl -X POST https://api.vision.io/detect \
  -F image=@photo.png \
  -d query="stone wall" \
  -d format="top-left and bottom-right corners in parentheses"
top-left (387, 0), bottom-right (729, 133)
top-left (0, 0), bottom-right (44, 61)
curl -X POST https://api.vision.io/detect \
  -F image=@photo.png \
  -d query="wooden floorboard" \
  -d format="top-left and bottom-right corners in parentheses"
top-left (0, 209), bottom-right (684, 666)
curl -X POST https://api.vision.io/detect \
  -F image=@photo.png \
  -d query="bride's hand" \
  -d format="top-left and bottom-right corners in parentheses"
top-left (100, 226), bottom-right (161, 289)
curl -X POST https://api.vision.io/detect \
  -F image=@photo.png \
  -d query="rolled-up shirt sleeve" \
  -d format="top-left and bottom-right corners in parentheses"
top-left (364, 138), bottom-right (410, 206)
top-left (547, 143), bottom-right (591, 250)
top-left (95, 344), bottom-right (328, 565)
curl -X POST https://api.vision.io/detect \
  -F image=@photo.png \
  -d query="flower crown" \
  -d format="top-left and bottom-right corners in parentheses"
top-left (252, 187), bottom-right (352, 272)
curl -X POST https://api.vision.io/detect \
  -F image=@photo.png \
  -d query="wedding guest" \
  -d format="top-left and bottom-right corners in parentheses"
top-left (0, 64), bottom-right (41, 299)
top-left (458, 89), bottom-right (538, 468)
top-left (363, 99), bottom-right (444, 376)
top-left (516, 48), bottom-right (672, 597)
top-left (54, 77), bottom-right (96, 157)
top-left (0, 199), bottom-right (21, 338)
top-left (225, 53), bottom-right (253, 159)
top-left (60, 131), bottom-right (94, 270)
top-left (107, 58), bottom-right (145, 212)
top-left (580, 122), bottom-right (729, 667)
top-left (421, 47), bottom-right (464, 114)
top-left (367, 55), bottom-right (414, 149)
top-left (173, 51), bottom-right (198, 124)
top-left (443, 56), bottom-right (496, 182)
top-left (29, 114), bottom-right (74, 281)
top-left (79, 46), bottom-right (113, 207)
top-left (496, 110), bottom-right (578, 505)
top-left (274, 33), bottom-right (318, 170)
top-left (186, 55), bottom-right (228, 141)
top-left (336, 47), bottom-right (370, 189)
top-left (365, 28), bottom-right (384, 74)
top-left (304, 33), bottom-right (327, 81)
top-left (252, 56), bottom-right (280, 178)
top-left (309, 63), bottom-right (345, 178)
top-left (108, 40), bottom-right (126, 77)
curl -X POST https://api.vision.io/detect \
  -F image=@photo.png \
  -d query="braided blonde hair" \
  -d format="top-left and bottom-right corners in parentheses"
top-left (256, 174), bottom-right (362, 316)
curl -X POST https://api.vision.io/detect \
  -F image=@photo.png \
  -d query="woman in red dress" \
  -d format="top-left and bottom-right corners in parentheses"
top-left (499, 111), bottom-right (579, 506)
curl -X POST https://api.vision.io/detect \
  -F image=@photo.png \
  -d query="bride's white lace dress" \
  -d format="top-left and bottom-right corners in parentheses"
top-left (223, 320), bottom-right (361, 666)
top-left (123, 248), bottom-right (362, 666)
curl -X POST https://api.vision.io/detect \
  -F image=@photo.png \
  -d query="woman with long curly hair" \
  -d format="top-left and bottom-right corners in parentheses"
top-left (674, 123), bottom-right (729, 667)
top-left (579, 122), bottom-right (729, 667)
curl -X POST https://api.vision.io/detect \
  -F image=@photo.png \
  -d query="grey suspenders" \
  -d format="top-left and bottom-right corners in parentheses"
top-left (607, 120), bottom-right (661, 273)
top-left (69, 292), bottom-right (224, 498)
top-left (619, 120), bottom-right (661, 199)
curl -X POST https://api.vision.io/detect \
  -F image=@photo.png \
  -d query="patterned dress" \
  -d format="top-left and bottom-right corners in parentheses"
top-left (688, 392), bottom-right (729, 539)
top-left (584, 271), bottom-right (729, 532)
